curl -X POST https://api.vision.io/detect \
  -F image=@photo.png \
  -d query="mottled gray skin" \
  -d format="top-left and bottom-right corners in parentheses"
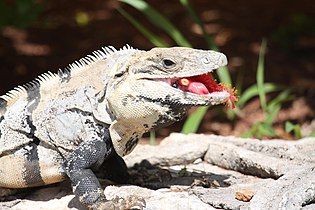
top-left (0, 45), bottom-right (229, 209)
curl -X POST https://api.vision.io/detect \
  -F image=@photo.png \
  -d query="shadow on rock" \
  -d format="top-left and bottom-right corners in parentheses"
top-left (128, 160), bottom-right (231, 190)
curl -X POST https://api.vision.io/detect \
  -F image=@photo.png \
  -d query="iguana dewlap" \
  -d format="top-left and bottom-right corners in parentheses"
top-left (0, 46), bottom-right (233, 209)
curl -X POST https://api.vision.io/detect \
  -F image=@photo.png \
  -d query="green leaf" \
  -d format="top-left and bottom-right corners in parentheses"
top-left (182, 106), bottom-right (208, 134)
top-left (264, 90), bottom-right (291, 126)
top-left (178, 0), bottom-right (232, 88)
top-left (285, 121), bottom-right (295, 132)
top-left (265, 104), bottom-right (280, 125)
top-left (149, 130), bottom-right (157, 145)
top-left (257, 123), bottom-right (276, 137)
top-left (117, 8), bottom-right (169, 47)
top-left (235, 69), bottom-right (245, 95)
top-left (242, 123), bottom-right (259, 138)
top-left (267, 89), bottom-right (292, 112)
top-left (217, 66), bottom-right (232, 86)
top-left (285, 121), bottom-right (302, 139)
top-left (241, 130), bottom-right (254, 138)
top-left (120, 0), bottom-right (191, 47)
top-left (257, 39), bottom-right (267, 112)
top-left (237, 83), bottom-right (280, 108)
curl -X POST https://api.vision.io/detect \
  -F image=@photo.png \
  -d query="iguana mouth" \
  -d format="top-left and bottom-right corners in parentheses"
top-left (173, 73), bottom-right (220, 95)
top-left (159, 72), bottom-right (238, 108)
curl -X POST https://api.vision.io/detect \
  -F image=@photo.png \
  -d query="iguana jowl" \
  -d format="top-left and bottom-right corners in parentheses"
top-left (0, 45), bottom-right (232, 209)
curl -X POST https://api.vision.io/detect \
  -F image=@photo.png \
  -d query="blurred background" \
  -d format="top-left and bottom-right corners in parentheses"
top-left (0, 0), bottom-right (314, 141)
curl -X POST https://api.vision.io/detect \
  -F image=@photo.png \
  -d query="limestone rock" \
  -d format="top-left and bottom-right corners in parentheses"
top-left (1, 133), bottom-right (314, 210)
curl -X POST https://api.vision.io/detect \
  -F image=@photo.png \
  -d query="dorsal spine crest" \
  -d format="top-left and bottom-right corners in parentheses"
top-left (0, 45), bottom-right (138, 103)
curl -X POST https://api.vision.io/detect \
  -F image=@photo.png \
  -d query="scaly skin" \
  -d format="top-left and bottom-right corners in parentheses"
top-left (0, 45), bottom-right (230, 209)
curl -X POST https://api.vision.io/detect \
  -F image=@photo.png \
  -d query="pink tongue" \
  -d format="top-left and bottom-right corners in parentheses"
top-left (187, 82), bottom-right (209, 95)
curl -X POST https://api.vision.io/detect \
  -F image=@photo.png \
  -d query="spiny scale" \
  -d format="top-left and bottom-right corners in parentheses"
top-left (0, 45), bottom-right (137, 103)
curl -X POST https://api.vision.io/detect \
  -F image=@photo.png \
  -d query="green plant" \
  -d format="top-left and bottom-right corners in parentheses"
top-left (120, 0), bottom-right (191, 47)
top-left (119, 1), bottom-right (293, 139)
top-left (118, 7), bottom-right (168, 47)
top-left (0, 0), bottom-right (44, 28)
top-left (242, 40), bottom-right (293, 139)
top-left (182, 106), bottom-right (208, 134)
top-left (285, 121), bottom-right (302, 139)
top-left (257, 39), bottom-right (268, 112)
top-left (149, 130), bottom-right (157, 145)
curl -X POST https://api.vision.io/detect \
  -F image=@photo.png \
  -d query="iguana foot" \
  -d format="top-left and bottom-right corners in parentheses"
top-left (91, 196), bottom-right (146, 210)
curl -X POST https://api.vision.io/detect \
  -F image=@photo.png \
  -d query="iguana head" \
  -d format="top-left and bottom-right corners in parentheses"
top-left (127, 47), bottom-right (230, 105)
top-left (106, 47), bottom-right (232, 118)
top-left (103, 46), bottom-right (235, 155)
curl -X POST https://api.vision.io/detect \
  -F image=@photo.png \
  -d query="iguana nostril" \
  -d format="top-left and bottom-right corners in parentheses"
top-left (201, 53), bottom-right (227, 66)
top-left (201, 56), bottom-right (211, 64)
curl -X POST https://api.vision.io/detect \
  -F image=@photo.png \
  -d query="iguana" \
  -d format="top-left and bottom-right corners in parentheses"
top-left (0, 45), bottom-right (235, 209)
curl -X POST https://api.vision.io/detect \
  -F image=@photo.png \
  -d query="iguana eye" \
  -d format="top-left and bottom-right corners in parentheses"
top-left (162, 59), bottom-right (176, 68)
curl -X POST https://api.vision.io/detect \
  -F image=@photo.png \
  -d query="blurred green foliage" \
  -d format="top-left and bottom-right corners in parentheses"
top-left (149, 130), bottom-right (157, 145)
top-left (272, 14), bottom-right (315, 50)
top-left (182, 106), bottom-right (208, 134)
top-left (242, 40), bottom-right (293, 139)
top-left (285, 121), bottom-right (302, 139)
top-left (120, 0), bottom-right (191, 47)
top-left (118, 7), bottom-right (169, 47)
top-left (119, 0), bottom-right (233, 135)
top-left (119, 1), bottom-right (299, 139)
top-left (0, 0), bottom-right (44, 28)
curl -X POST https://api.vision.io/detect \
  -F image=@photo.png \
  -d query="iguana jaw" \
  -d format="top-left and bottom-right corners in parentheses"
top-left (127, 48), bottom-right (234, 107)
top-left (140, 64), bottom-right (235, 107)
top-left (157, 72), bottom-right (225, 95)
top-left (150, 72), bottom-right (231, 106)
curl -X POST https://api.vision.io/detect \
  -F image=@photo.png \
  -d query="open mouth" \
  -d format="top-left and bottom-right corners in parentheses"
top-left (173, 73), bottom-right (221, 95)
top-left (159, 72), bottom-right (238, 108)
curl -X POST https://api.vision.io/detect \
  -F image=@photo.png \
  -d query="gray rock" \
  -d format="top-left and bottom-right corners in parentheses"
top-left (124, 133), bottom-right (211, 167)
top-left (249, 166), bottom-right (315, 210)
top-left (204, 141), bottom-right (290, 178)
top-left (1, 133), bottom-right (315, 210)
top-left (105, 186), bottom-right (214, 210)
top-left (190, 186), bottom-right (247, 210)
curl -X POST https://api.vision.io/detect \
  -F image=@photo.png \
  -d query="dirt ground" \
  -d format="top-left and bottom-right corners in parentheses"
top-left (0, 0), bottom-right (314, 139)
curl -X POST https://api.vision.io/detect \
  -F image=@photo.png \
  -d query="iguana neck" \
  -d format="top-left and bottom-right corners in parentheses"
top-left (109, 103), bottom-right (189, 156)
top-left (109, 120), bottom-right (147, 156)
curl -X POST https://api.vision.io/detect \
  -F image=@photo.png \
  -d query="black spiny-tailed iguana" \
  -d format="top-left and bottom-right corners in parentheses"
top-left (0, 45), bottom-right (235, 209)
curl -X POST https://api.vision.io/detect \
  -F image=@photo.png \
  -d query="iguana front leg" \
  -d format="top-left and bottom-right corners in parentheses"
top-left (64, 129), bottom-right (144, 210)
top-left (65, 138), bottom-right (109, 209)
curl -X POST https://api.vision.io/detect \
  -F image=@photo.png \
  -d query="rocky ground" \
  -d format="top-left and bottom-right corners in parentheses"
top-left (1, 133), bottom-right (315, 210)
